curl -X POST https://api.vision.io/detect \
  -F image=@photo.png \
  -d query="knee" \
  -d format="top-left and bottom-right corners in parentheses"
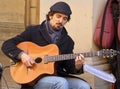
top-left (55, 77), bottom-right (69, 89)
top-left (78, 81), bottom-right (91, 89)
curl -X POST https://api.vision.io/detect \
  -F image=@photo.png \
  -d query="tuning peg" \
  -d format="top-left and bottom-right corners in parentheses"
top-left (116, 50), bottom-right (120, 54)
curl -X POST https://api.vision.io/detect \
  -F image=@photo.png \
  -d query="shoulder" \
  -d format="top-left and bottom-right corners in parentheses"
top-left (67, 35), bottom-right (74, 44)
top-left (62, 28), bottom-right (74, 44)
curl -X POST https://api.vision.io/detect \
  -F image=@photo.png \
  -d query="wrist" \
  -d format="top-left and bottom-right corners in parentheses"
top-left (75, 64), bottom-right (83, 70)
top-left (17, 52), bottom-right (24, 59)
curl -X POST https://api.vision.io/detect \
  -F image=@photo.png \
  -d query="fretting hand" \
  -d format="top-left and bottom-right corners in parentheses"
top-left (75, 54), bottom-right (85, 70)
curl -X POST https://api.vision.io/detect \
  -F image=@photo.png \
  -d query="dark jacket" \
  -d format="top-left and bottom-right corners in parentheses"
top-left (1, 21), bottom-right (83, 88)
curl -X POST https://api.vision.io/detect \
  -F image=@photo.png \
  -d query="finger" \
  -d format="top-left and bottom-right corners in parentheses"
top-left (25, 61), bottom-right (32, 67)
top-left (24, 58), bottom-right (34, 67)
top-left (75, 56), bottom-right (80, 61)
top-left (79, 54), bottom-right (84, 59)
top-left (29, 58), bottom-right (35, 64)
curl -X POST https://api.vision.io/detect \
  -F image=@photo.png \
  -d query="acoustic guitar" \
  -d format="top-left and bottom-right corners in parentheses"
top-left (10, 42), bottom-right (119, 84)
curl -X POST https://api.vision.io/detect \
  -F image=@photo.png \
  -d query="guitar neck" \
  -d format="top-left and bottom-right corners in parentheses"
top-left (44, 51), bottom-right (100, 63)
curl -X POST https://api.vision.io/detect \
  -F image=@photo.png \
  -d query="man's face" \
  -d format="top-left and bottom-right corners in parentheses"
top-left (49, 13), bottom-right (68, 30)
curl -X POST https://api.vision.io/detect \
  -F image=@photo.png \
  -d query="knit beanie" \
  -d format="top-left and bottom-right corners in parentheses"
top-left (50, 1), bottom-right (72, 15)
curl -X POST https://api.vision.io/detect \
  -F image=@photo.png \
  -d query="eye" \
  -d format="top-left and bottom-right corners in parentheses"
top-left (56, 14), bottom-right (61, 18)
top-left (55, 13), bottom-right (68, 21)
top-left (63, 17), bottom-right (68, 21)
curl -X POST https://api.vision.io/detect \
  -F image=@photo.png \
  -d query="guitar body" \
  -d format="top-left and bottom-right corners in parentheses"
top-left (10, 42), bottom-right (59, 84)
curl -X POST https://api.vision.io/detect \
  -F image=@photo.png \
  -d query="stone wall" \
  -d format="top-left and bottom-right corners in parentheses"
top-left (0, 23), bottom-right (24, 89)
top-left (0, 0), bottom-right (40, 88)
top-left (0, 0), bottom-right (25, 89)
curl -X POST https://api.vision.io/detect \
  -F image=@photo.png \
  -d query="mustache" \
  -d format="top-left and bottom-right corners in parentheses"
top-left (56, 23), bottom-right (62, 26)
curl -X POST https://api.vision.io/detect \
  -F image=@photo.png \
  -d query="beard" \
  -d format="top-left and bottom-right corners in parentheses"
top-left (53, 23), bottom-right (63, 30)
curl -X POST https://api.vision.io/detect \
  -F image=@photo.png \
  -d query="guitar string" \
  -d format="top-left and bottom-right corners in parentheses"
top-left (46, 51), bottom-right (99, 63)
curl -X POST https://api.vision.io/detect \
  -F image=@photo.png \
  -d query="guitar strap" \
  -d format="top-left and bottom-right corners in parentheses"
top-left (100, 0), bottom-right (109, 48)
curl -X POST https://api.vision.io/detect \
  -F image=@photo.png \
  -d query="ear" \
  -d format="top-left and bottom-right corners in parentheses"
top-left (49, 16), bottom-right (52, 20)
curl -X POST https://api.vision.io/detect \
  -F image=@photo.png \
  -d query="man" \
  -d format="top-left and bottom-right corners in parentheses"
top-left (1, 1), bottom-right (91, 89)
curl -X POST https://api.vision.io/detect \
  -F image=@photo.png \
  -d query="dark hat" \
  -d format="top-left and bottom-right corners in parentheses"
top-left (50, 1), bottom-right (72, 15)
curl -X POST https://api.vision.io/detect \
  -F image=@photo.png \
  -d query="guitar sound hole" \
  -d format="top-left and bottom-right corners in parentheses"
top-left (35, 57), bottom-right (42, 63)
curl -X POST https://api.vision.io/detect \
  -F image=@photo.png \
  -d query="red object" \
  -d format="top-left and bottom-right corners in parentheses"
top-left (118, 2), bottom-right (120, 41)
top-left (118, 20), bottom-right (120, 40)
top-left (93, 0), bottom-right (114, 49)
top-left (112, 83), bottom-right (114, 89)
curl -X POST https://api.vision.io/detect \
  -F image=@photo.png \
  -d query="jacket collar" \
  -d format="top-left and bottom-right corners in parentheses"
top-left (39, 21), bottom-right (52, 43)
top-left (39, 20), bottom-right (68, 44)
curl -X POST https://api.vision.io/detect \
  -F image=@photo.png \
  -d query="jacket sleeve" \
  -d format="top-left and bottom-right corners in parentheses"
top-left (57, 37), bottom-right (84, 76)
top-left (63, 42), bottom-right (84, 74)
top-left (1, 26), bottom-right (32, 62)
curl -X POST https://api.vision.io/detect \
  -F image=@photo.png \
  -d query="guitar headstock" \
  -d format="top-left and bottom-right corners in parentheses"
top-left (99, 49), bottom-right (120, 58)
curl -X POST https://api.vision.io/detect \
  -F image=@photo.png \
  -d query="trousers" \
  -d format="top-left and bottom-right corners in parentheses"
top-left (33, 76), bottom-right (91, 89)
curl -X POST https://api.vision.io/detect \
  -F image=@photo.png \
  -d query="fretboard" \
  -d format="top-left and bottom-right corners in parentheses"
top-left (44, 51), bottom-right (100, 63)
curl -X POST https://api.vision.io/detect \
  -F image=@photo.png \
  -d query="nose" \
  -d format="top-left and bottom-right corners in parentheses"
top-left (59, 17), bottom-right (64, 23)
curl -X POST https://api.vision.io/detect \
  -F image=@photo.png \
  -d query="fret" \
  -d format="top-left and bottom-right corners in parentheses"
top-left (45, 52), bottom-right (98, 62)
top-left (44, 49), bottom-right (118, 64)
top-left (82, 51), bottom-right (98, 57)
